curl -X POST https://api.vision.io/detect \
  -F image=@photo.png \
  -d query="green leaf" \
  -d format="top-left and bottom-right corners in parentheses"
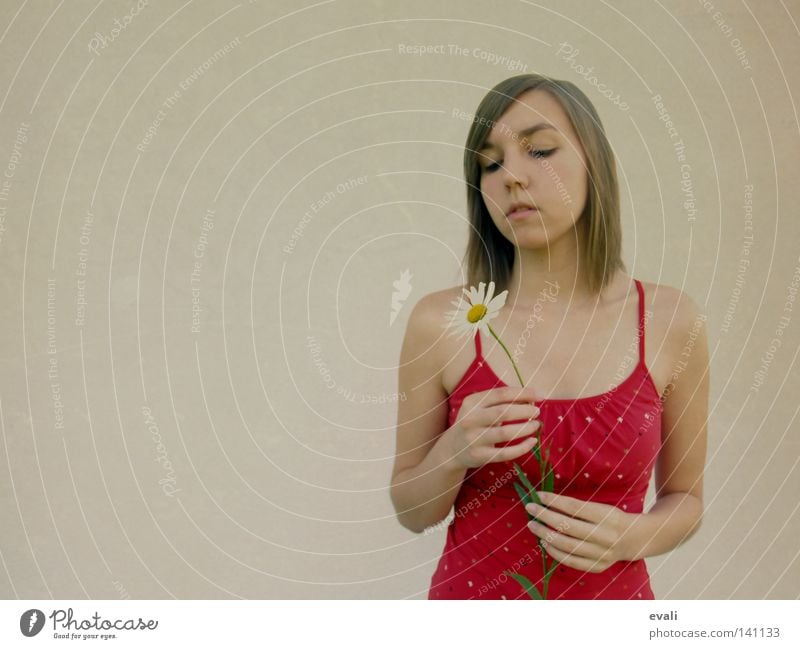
top-left (512, 462), bottom-right (533, 490)
top-left (545, 559), bottom-right (559, 579)
top-left (539, 539), bottom-right (547, 578)
top-left (513, 463), bottom-right (544, 506)
top-left (506, 571), bottom-right (543, 600)
top-left (512, 481), bottom-right (532, 506)
top-left (539, 443), bottom-right (555, 493)
top-left (543, 466), bottom-right (555, 493)
top-left (513, 482), bottom-right (539, 522)
top-left (542, 557), bottom-right (559, 600)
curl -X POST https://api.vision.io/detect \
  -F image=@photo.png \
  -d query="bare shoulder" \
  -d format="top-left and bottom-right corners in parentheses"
top-left (391, 285), bottom-right (465, 485)
top-left (641, 282), bottom-right (709, 503)
top-left (405, 285), bottom-right (464, 338)
top-left (639, 280), bottom-right (708, 351)
top-left (401, 285), bottom-right (464, 369)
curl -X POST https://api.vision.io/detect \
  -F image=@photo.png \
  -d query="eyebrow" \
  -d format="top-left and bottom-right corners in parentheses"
top-left (478, 123), bottom-right (558, 153)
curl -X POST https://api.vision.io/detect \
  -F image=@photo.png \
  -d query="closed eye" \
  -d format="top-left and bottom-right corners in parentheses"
top-left (482, 148), bottom-right (556, 172)
top-left (529, 148), bottom-right (556, 159)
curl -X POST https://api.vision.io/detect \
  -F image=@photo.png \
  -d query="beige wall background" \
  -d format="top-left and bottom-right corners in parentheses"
top-left (0, 0), bottom-right (798, 599)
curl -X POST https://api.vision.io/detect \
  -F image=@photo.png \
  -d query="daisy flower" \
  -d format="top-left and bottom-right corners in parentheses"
top-left (444, 281), bottom-right (508, 339)
top-left (444, 280), bottom-right (523, 386)
top-left (443, 280), bottom-right (558, 599)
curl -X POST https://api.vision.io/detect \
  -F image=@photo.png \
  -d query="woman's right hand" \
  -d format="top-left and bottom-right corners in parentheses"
top-left (445, 387), bottom-right (542, 470)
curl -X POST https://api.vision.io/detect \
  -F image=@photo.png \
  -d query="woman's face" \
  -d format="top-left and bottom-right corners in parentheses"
top-left (477, 89), bottom-right (589, 249)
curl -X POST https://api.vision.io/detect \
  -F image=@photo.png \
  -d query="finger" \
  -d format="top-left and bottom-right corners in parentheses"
top-left (484, 402), bottom-right (541, 426)
top-left (477, 435), bottom-right (538, 464)
top-left (525, 503), bottom-right (603, 546)
top-left (528, 519), bottom-right (607, 561)
top-left (536, 492), bottom-right (608, 526)
top-left (471, 386), bottom-right (539, 410)
top-left (496, 436), bottom-right (539, 462)
top-left (483, 419), bottom-right (541, 445)
top-left (539, 541), bottom-right (611, 574)
top-left (535, 493), bottom-right (621, 548)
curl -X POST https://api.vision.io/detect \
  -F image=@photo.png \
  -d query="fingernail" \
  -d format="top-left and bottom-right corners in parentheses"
top-left (526, 503), bottom-right (539, 513)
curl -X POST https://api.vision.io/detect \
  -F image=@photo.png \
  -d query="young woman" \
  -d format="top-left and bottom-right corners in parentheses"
top-left (390, 74), bottom-right (709, 599)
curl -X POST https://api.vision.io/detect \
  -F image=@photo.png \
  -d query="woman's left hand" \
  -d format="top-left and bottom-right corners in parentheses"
top-left (525, 491), bottom-right (640, 573)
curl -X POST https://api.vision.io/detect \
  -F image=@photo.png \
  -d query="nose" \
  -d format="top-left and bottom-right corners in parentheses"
top-left (500, 149), bottom-right (530, 189)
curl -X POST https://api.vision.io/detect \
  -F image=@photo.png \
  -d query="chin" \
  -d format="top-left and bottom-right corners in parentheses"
top-left (514, 235), bottom-right (553, 250)
top-left (498, 225), bottom-right (548, 247)
top-left (505, 222), bottom-right (578, 250)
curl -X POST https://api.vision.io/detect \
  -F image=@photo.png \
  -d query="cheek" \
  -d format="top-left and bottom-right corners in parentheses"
top-left (480, 178), bottom-right (502, 210)
top-left (544, 158), bottom-right (587, 199)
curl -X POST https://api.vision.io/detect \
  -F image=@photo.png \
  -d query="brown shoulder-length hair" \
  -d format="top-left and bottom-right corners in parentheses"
top-left (462, 73), bottom-right (625, 296)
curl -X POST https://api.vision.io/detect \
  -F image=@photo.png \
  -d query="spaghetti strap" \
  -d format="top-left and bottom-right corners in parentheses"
top-left (635, 279), bottom-right (646, 365)
top-left (432, 277), bottom-right (661, 600)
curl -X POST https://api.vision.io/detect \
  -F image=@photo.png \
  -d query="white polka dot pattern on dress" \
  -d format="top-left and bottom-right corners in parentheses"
top-left (428, 284), bottom-right (660, 601)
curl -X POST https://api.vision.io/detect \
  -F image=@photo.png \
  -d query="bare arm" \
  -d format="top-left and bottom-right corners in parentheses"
top-left (520, 288), bottom-right (709, 572)
top-left (390, 292), bottom-right (542, 533)
top-left (389, 293), bottom-right (466, 533)
top-left (392, 429), bottom-right (468, 534)
top-left (626, 290), bottom-right (709, 560)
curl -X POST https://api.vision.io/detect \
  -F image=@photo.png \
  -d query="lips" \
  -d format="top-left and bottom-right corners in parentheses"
top-left (506, 201), bottom-right (538, 217)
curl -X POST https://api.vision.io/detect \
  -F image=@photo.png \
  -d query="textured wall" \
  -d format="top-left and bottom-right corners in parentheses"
top-left (0, 0), bottom-right (798, 599)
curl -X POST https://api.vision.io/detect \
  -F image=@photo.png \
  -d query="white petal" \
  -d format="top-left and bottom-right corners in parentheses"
top-left (477, 282), bottom-right (486, 305)
top-left (484, 281), bottom-right (495, 306)
top-left (486, 292), bottom-right (507, 313)
top-left (448, 322), bottom-right (472, 339)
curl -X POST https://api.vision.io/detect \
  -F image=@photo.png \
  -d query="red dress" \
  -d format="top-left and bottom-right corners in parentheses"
top-left (428, 279), bottom-right (662, 599)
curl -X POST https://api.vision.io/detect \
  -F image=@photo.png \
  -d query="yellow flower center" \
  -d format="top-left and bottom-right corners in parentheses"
top-left (467, 304), bottom-right (488, 323)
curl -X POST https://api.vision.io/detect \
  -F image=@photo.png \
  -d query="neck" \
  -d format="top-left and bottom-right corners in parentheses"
top-left (505, 223), bottom-right (595, 309)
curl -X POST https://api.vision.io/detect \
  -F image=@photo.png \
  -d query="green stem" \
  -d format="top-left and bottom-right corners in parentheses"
top-left (543, 563), bottom-right (549, 600)
top-left (487, 322), bottom-right (548, 476)
top-left (543, 558), bottom-right (551, 600)
top-left (543, 556), bottom-right (559, 600)
top-left (539, 538), bottom-right (547, 580)
top-left (487, 324), bottom-right (525, 387)
top-left (486, 321), bottom-right (560, 599)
